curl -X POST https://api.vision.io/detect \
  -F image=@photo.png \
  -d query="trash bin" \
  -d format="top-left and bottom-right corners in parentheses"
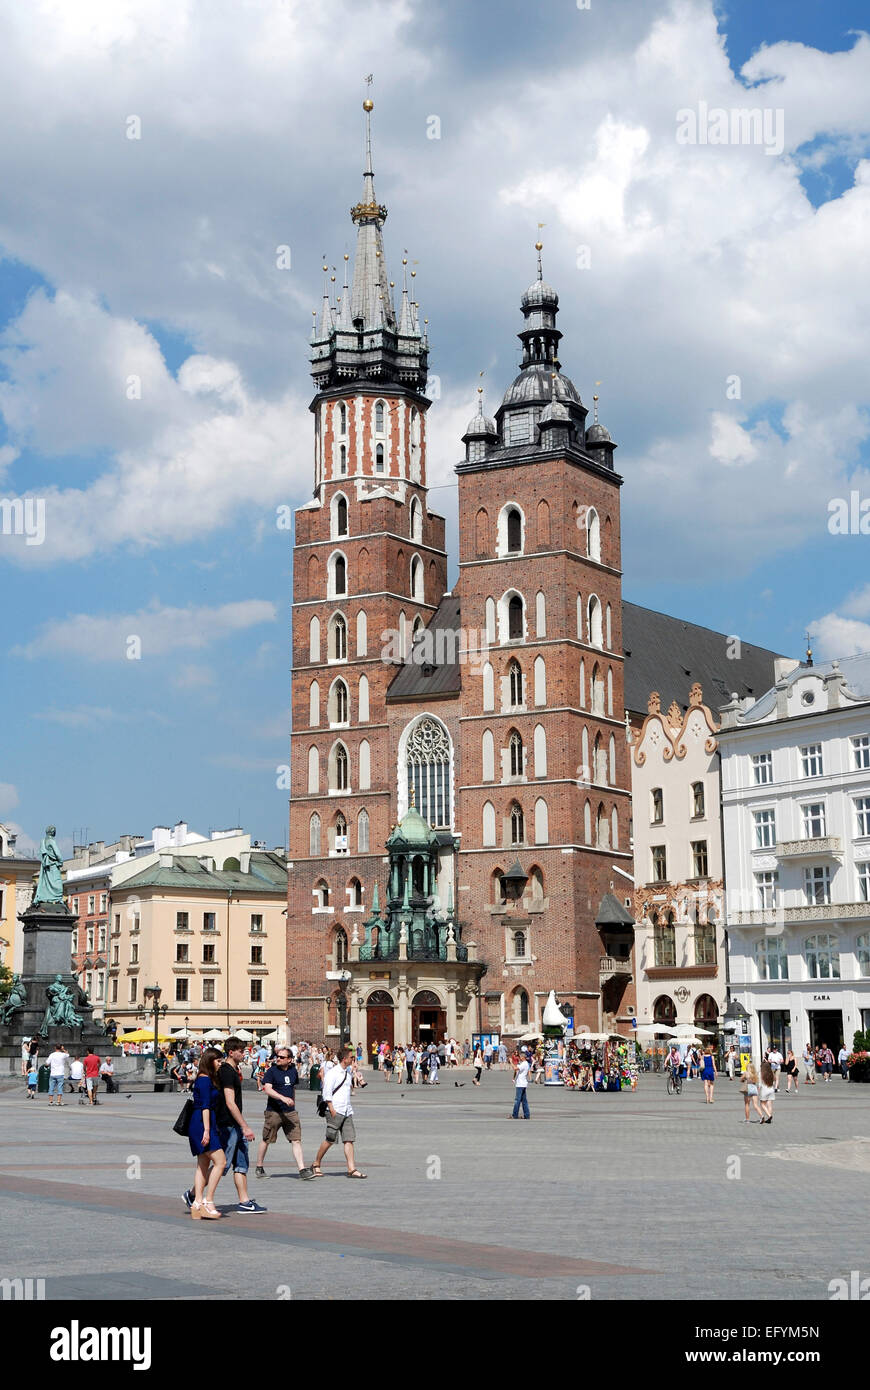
top-left (37, 1064), bottom-right (50, 1094)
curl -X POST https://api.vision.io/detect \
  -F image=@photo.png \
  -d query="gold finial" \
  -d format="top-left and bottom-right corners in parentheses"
top-left (402, 256), bottom-right (408, 266)
top-left (535, 240), bottom-right (543, 251)
top-left (390, 280), bottom-right (395, 287)
top-left (322, 263), bottom-right (328, 273)
top-left (363, 98), bottom-right (373, 112)
top-left (409, 782), bottom-right (416, 808)
top-left (344, 252), bottom-right (349, 261)
top-left (593, 394), bottom-right (600, 425)
top-left (331, 274), bottom-right (336, 282)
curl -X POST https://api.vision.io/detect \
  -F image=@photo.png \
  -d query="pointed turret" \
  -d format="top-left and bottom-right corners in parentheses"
top-left (310, 99), bottom-right (427, 392)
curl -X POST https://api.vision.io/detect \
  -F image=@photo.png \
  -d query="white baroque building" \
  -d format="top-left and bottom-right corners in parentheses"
top-left (719, 656), bottom-right (870, 1056)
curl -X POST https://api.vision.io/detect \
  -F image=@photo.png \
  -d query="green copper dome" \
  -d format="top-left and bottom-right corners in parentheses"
top-left (387, 803), bottom-right (438, 848)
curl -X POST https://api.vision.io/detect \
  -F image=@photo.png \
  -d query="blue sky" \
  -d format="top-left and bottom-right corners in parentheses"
top-left (1, 0), bottom-right (869, 854)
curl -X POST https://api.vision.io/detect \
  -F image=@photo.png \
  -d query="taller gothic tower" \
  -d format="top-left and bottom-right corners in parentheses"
top-left (287, 102), bottom-right (449, 1040)
top-left (454, 246), bottom-right (635, 1036)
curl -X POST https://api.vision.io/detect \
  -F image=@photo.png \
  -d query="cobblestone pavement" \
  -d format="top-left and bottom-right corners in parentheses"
top-left (0, 1071), bottom-right (867, 1301)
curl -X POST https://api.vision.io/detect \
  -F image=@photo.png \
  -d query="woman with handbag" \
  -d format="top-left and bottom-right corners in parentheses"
top-left (188, 1048), bottom-right (226, 1219)
top-left (741, 1063), bottom-right (764, 1123)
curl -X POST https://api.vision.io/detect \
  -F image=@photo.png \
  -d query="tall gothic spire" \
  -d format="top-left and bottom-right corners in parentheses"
top-left (310, 98), bottom-right (427, 392)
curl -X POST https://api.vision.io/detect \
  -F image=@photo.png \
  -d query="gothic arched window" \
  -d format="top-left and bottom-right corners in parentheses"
top-left (509, 730), bottom-right (523, 778)
top-left (508, 660), bottom-right (523, 708)
top-left (375, 400), bottom-right (385, 433)
top-left (510, 802), bottom-right (525, 845)
top-left (331, 614), bottom-right (347, 661)
top-left (508, 594), bottom-right (524, 640)
top-left (375, 443), bottom-right (385, 472)
top-left (335, 744), bottom-right (349, 791)
top-left (336, 495), bottom-right (348, 537)
top-left (507, 507), bottom-right (522, 553)
top-left (406, 717), bottom-right (451, 829)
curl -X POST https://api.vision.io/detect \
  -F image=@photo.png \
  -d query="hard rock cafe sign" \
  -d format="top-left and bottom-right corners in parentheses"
top-left (674, 986), bottom-right (691, 1004)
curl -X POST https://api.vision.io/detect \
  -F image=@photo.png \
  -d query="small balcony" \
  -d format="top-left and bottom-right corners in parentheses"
top-left (776, 836), bottom-right (842, 860)
top-left (600, 955), bottom-right (632, 982)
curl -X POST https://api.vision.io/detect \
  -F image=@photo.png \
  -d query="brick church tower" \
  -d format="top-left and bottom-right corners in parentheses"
top-left (454, 244), bottom-right (635, 1036)
top-left (287, 101), bottom-right (449, 1040)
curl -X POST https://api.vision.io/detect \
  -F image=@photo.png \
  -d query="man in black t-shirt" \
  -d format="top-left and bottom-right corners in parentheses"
top-left (254, 1047), bottom-right (315, 1181)
top-left (215, 1038), bottom-right (266, 1213)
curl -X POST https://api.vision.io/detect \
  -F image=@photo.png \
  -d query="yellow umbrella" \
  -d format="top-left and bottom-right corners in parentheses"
top-left (118, 1027), bottom-right (174, 1044)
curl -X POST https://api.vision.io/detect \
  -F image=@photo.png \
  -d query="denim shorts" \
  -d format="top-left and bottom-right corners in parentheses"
top-left (222, 1124), bottom-right (250, 1174)
top-left (49, 1075), bottom-right (65, 1096)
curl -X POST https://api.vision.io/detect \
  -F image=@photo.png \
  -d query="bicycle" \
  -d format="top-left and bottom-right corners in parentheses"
top-left (666, 1068), bottom-right (683, 1096)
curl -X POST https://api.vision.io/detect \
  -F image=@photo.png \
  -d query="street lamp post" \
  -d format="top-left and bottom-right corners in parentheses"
top-left (139, 985), bottom-right (168, 1060)
top-left (337, 970), bottom-right (351, 1050)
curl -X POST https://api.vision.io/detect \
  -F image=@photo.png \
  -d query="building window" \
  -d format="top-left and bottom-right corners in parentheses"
top-left (335, 744), bottom-right (349, 791)
top-left (755, 871), bottom-right (779, 910)
top-left (336, 495), bottom-right (348, 536)
top-left (251, 945), bottom-right (263, 965)
top-left (405, 717), bottom-right (451, 829)
top-left (88, 895), bottom-right (95, 914)
top-left (335, 814), bottom-right (348, 853)
top-left (694, 922), bottom-right (716, 967)
top-left (691, 841), bottom-right (709, 878)
top-left (692, 782), bottom-right (705, 818)
top-left (855, 796), bottom-right (870, 838)
top-left (375, 400), bottom-right (385, 432)
top-left (334, 929), bottom-right (348, 967)
top-left (510, 803), bottom-right (525, 846)
top-left (339, 443), bottom-right (347, 475)
top-left (805, 932), bottom-right (840, 979)
top-left (176, 943), bottom-right (189, 963)
top-left (202, 944), bottom-right (216, 964)
top-left (857, 933), bottom-right (870, 976)
top-left (338, 401), bottom-right (347, 435)
top-left (753, 809), bottom-right (776, 848)
top-left (513, 989), bottom-right (530, 1028)
top-left (513, 931), bottom-right (526, 958)
top-left (86, 926), bottom-right (95, 953)
top-left (651, 788), bottom-right (663, 824)
top-left (111, 978), bottom-right (118, 1004)
top-left (331, 614), bottom-right (347, 661)
top-left (251, 914), bottom-right (263, 932)
top-left (802, 802), bottom-right (827, 838)
top-left (800, 744), bottom-right (823, 777)
top-left (98, 924), bottom-right (106, 953)
top-left (858, 864), bottom-right (870, 902)
top-left (506, 507), bottom-right (522, 553)
top-left (111, 945), bottom-right (119, 967)
top-left (177, 912), bottom-right (189, 930)
top-left (203, 978), bottom-right (216, 1002)
top-left (203, 912), bottom-right (216, 931)
top-left (508, 660), bottom-right (523, 707)
top-left (129, 978), bottom-right (137, 1003)
top-left (653, 917), bottom-right (676, 967)
top-left (175, 978), bottom-right (188, 1003)
top-left (852, 735), bottom-right (870, 770)
top-left (309, 814), bottom-right (321, 857)
top-left (357, 809), bottom-right (370, 853)
top-left (315, 881), bottom-right (330, 909)
top-left (755, 937), bottom-right (788, 981)
top-left (508, 595), bottom-right (524, 640)
top-left (349, 878), bottom-right (363, 907)
top-left (803, 865), bottom-right (831, 906)
top-left (71, 898), bottom-right (79, 915)
top-left (331, 679), bottom-right (349, 724)
top-left (752, 752), bottom-right (773, 784)
top-left (250, 979), bottom-right (263, 1003)
top-left (99, 893), bottom-right (108, 912)
top-left (130, 942), bottom-right (139, 965)
top-left (509, 731), bottom-right (524, 778)
top-left (651, 846), bottom-right (667, 882)
top-left (375, 443), bottom-right (385, 472)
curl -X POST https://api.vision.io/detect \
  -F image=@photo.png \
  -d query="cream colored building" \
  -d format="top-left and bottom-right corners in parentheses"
top-left (107, 846), bottom-right (288, 1038)
top-left (0, 824), bottom-right (38, 972)
top-left (631, 684), bottom-right (726, 1034)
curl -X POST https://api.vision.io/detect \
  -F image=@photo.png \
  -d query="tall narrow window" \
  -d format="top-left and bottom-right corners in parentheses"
top-left (508, 595), bottom-right (524, 640)
top-left (335, 744), bottom-right (349, 791)
top-left (339, 443), bottom-right (347, 475)
top-left (357, 809), bottom-right (370, 853)
top-left (405, 717), bottom-right (451, 828)
top-left (507, 507), bottom-right (522, 553)
top-left (510, 803), bottom-right (525, 845)
top-left (338, 402), bottom-right (347, 434)
top-left (509, 730), bottom-right (523, 777)
top-left (309, 814), bottom-right (321, 856)
top-left (375, 443), bottom-right (385, 472)
top-left (336, 495), bottom-right (348, 536)
top-left (508, 660), bottom-right (523, 708)
top-left (332, 679), bottom-right (348, 724)
top-left (375, 401), bottom-right (385, 432)
top-left (334, 555), bottom-right (346, 596)
top-left (692, 781), bottom-right (705, 817)
top-left (335, 814), bottom-right (348, 853)
top-left (332, 615), bottom-right (347, 660)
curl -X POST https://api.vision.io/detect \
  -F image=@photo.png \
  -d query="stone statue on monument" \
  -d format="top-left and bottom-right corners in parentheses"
top-left (0, 974), bottom-right (26, 1025)
top-left (39, 973), bottom-right (84, 1036)
top-left (34, 826), bottom-right (65, 904)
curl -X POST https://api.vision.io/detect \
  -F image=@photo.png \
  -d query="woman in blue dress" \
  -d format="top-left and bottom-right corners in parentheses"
top-left (701, 1046), bottom-right (717, 1103)
top-left (188, 1048), bottom-right (226, 1219)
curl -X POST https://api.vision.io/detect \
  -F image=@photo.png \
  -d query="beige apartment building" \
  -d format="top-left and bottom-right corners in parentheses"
top-left (631, 684), bottom-right (726, 1035)
top-left (107, 848), bottom-right (288, 1037)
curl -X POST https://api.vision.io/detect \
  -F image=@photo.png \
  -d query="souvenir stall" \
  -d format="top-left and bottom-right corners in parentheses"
top-left (564, 1032), bottom-right (639, 1091)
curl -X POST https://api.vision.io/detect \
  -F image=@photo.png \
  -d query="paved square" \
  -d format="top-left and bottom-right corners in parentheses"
top-left (0, 1071), bottom-right (867, 1301)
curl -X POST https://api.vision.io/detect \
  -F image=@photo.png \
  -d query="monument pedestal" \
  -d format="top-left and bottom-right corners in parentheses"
top-left (0, 901), bottom-right (119, 1064)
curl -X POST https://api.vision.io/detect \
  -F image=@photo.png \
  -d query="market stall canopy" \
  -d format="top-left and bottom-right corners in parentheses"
top-left (635, 1025), bottom-right (678, 1038)
top-left (672, 1023), bottom-right (715, 1037)
top-left (574, 1032), bottom-right (613, 1042)
top-left (203, 1028), bottom-right (228, 1041)
top-left (233, 1029), bottom-right (254, 1041)
top-left (118, 1028), bottom-right (173, 1044)
top-left (519, 1032), bottom-right (543, 1042)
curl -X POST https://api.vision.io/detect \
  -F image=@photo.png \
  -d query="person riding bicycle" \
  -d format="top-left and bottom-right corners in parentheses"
top-left (666, 1044), bottom-right (682, 1083)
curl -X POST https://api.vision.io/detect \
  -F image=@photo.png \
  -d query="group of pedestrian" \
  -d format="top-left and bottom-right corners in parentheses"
top-left (740, 1060), bottom-right (777, 1123)
top-left (182, 1040), bottom-right (366, 1219)
top-left (35, 1043), bottom-right (114, 1104)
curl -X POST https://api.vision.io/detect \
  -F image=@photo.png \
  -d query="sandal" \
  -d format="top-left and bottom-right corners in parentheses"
top-left (311, 1165), bottom-right (324, 1176)
top-left (347, 1169), bottom-right (367, 1179)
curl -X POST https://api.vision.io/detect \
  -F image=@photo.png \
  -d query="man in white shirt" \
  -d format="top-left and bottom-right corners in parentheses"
top-left (46, 1045), bottom-right (68, 1106)
top-left (312, 1046), bottom-right (366, 1179)
top-left (69, 1054), bottom-right (86, 1102)
top-left (99, 1057), bottom-right (115, 1094)
top-left (767, 1048), bottom-right (783, 1091)
top-left (511, 1048), bottom-right (531, 1119)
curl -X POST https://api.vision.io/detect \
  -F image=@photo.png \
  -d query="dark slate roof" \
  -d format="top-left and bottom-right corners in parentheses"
top-left (386, 594), bottom-right (463, 701)
top-left (595, 891), bottom-right (635, 927)
top-left (622, 602), bottom-right (786, 717)
top-left (120, 851), bottom-right (287, 894)
top-left (385, 594), bottom-right (787, 715)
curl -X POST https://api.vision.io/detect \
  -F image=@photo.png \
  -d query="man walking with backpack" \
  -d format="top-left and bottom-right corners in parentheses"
top-left (312, 1046), bottom-right (366, 1179)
